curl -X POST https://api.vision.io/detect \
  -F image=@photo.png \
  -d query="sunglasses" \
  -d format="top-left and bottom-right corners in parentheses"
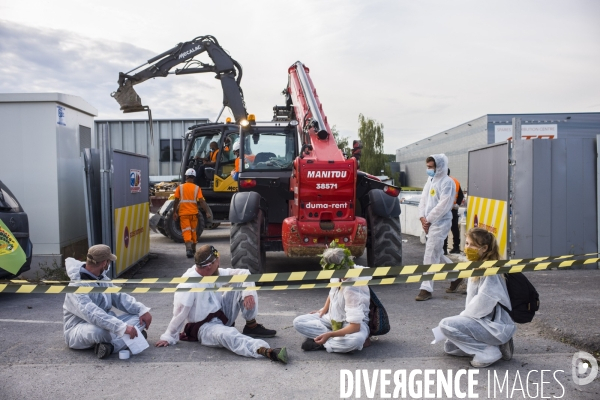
top-left (197, 245), bottom-right (220, 267)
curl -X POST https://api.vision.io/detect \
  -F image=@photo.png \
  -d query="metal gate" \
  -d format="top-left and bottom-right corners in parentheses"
top-left (468, 119), bottom-right (598, 261)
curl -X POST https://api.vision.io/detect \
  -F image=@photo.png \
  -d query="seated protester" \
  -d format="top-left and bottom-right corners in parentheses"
top-left (437, 228), bottom-right (515, 368)
top-left (63, 245), bottom-right (153, 359)
top-left (155, 245), bottom-right (288, 364)
top-left (293, 242), bottom-right (370, 353)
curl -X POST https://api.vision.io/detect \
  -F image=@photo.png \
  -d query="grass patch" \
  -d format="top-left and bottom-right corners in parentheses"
top-left (35, 259), bottom-right (69, 282)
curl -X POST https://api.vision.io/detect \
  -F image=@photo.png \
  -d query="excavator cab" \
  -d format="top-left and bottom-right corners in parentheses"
top-left (184, 128), bottom-right (239, 193)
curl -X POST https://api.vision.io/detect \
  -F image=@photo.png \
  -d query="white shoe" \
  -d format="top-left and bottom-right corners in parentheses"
top-left (470, 355), bottom-right (502, 368)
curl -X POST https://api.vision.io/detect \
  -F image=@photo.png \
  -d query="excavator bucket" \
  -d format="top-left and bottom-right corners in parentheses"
top-left (112, 80), bottom-right (145, 112)
top-left (111, 80), bottom-right (154, 144)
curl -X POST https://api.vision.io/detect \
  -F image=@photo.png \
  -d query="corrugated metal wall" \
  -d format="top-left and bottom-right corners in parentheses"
top-left (94, 118), bottom-right (209, 177)
top-left (396, 113), bottom-right (600, 190)
top-left (396, 116), bottom-right (488, 189)
top-left (512, 137), bottom-right (597, 258)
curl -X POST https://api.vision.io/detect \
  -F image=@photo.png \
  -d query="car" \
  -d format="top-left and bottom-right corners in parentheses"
top-left (0, 180), bottom-right (33, 279)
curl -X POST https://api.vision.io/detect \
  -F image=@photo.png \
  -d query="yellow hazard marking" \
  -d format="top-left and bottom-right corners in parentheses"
top-left (289, 272), bottom-right (306, 281)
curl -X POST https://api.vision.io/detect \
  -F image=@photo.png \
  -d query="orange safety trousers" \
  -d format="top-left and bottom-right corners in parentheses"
top-left (180, 214), bottom-right (198, 243)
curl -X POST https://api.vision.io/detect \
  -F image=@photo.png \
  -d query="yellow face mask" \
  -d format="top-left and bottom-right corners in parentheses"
top-left (465, 247), bottom-right (481, 261)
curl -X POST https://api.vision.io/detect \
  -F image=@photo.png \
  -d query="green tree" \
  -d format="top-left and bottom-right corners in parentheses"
top-left (331, 125), bottom-right (350, 156)
top-left (357, 114), bottom-right (386, 176)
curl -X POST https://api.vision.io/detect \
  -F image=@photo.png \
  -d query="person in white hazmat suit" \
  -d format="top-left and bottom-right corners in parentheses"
top-left (155, 244), bottom-right (288, 364)
top-left (437, 228), bottom-right (515, 367)
top-left (293, 243), bottom-right (371, 353)
top-left (416, 154), bottom-right (455, 301)
top-left (63, 244), bottom-right (153, 359)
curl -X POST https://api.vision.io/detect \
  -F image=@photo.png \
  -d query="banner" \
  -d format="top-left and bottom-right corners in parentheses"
top-left (0, 219), bottom-right (26, 275)
top-left (114, 202), bottom-right (149, 275)
top-left (467, 196), bottom-right (508, 258)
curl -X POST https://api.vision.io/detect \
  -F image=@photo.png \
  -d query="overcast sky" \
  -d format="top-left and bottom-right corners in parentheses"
top-left (1, 0), bottom-right (599, 151)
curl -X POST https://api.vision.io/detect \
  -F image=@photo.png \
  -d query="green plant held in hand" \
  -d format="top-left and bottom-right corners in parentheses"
top-left (319, 241), bottom-right (355, 270)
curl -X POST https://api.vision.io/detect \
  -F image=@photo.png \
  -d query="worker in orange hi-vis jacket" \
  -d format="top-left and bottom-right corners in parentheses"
top-left (173, 169), bottom-right (213, 258)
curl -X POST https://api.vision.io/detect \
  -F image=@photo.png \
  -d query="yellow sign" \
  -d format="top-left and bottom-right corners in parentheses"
top-left (114, 203), bottom-right (149, 275)
top-left (0, 219), bottom-right (26, 275)
top-left (467, 196), bottom-right (508, 258)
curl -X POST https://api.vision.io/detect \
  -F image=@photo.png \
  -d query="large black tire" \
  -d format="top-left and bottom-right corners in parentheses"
top-left (230, 210), bottom-right (265, 274)
top-left (164, 209), bottom-right (206, 243)
top-left (366, 206), bottom-right (403, 268)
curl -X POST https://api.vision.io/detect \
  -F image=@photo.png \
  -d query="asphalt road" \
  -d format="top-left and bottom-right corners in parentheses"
top-left (0, 227), bottom-right (598, 399)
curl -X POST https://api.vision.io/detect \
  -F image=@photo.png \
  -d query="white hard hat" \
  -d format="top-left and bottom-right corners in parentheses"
top-left (185, 168), bottom-right (196, 177)
top-left (233, 141), bottom-right (240, 152)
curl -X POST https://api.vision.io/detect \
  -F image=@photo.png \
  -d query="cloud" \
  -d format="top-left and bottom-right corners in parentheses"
top-left (0, 20), bottom-right (218, 119)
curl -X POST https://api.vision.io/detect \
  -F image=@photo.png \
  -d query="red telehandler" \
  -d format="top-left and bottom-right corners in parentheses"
top-left (229, 61), bottom-right (402, 273)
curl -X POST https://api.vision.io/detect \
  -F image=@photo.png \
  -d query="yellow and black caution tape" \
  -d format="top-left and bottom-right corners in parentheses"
top-left (0, 257), bottom-right (597, 294)
top-left (6, 252), bottom-right (599, 286)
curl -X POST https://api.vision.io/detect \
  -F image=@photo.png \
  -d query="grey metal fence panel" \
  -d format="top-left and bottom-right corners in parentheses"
top-left (532, 139), bottom-right (552, 257)
top-left (513, 140), bottom-right (533, 257)
top-left (566, 139), bottom-right (585, 255)
top-left (468, 142), bottom-right (508, 201)
top-left (513, 137), bottom-right (597, 259)
top-left (580, 138), bottom-right (597, 254)
top-left (550, 140), bottom-right (568, 256)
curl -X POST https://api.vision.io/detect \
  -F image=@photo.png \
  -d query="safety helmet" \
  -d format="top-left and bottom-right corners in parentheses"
top-left (233, 141), bottom-right (240, 152)
top-left (185, 168), bottom-right (196, 177)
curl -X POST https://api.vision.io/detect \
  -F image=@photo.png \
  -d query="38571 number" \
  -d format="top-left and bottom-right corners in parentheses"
top-left (316, 183), bottom-right (338, 189)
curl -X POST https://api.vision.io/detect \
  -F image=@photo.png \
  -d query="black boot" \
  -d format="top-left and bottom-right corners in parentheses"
top-left (185, 242), bottom-right (194, 258)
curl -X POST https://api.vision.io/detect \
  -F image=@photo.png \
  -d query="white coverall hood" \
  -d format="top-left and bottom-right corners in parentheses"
top-left (430, 154), bottom-right (449, 180)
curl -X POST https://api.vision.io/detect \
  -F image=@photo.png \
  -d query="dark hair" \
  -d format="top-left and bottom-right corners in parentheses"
top-left (426, 156), bottom-right (436, 167)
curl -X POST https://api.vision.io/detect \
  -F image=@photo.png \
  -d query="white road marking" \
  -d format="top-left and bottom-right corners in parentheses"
top-left (0, 319), bottom-right (62, 324)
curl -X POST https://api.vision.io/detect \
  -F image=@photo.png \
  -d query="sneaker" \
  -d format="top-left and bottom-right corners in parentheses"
top-left (243, 323), bottom-right (277, 338)
top-left (446, 278), bottom-right (464, 293)
top-left (186, 249), bottom-right (194, 258)
top-left (470, 354), bottom-right (502, 368)
top-left (415, 290), bottom-right (432, 301)
top-left (500, 338), bottom-right (514, 361)
top-left (301, 338), bottom-right (325, 351)
top-left (268, 347), bottom-right (288, 364)
top-left (450, 248), bottom-right (461, 254)
top-left (94, 343), bottom-right (114, 359)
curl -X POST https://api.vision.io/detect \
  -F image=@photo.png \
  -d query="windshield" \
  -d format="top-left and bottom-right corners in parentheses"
top-left (241, 131), bottom-right (296, 171)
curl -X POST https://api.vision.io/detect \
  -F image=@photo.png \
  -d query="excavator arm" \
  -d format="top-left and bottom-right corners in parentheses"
top-left (112, 35), bottom-right (248, 123)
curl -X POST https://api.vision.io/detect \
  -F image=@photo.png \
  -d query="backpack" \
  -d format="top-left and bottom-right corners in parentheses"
top-left (499, 272), bottom-right (540, 323)
top-left (368, 287), bottom-right (390, 336)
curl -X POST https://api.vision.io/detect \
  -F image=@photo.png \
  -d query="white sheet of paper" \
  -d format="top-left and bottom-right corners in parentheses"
top-left (431, 326), bottom-right (447, 344)
top-left (123, 326), bottom-right (149, 355)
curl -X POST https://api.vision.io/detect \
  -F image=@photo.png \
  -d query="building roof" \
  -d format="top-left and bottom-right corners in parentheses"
top-left (0, 92), bottom-right (97, 116)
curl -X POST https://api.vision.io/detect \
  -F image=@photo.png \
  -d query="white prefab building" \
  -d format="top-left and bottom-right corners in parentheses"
top-left (0, 93), bottom-right (97, 276)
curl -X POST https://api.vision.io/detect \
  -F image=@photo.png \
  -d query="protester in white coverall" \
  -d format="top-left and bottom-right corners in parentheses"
top-left (416, 154), bottom-right (455, 301)
top-left (63, 244), bottom-right (153, 359)
top-left (293, 245), bottom-right (371, 353)
top-left (438, 228), bottom-right (516, 368)
top-left (155, 244), bottom-right (288, 364)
